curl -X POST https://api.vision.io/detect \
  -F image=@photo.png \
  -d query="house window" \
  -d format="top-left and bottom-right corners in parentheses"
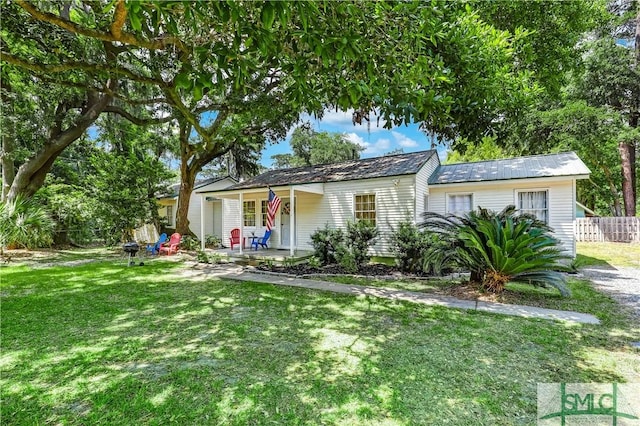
top-left (447, 193), bottom-right (473, 216)
top-left (166, 205), bottom-right (174, 227)
top-left (243, 200), bottom-right (256, 227)
top-left (517, 190), bottom-right (548, 223)
top-left (355, 194), bottom-right (376, 225)
top-left (261, 200), bottom-right (268, 227)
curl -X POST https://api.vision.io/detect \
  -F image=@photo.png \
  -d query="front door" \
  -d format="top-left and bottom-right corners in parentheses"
top-left (280, 197), bottom-right (295, 248)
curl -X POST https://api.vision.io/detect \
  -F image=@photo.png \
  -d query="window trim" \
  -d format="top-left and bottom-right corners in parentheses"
top-left (166, 205), bottom-right (174, 227)
top-left (243, 200), bottom-right (256, 227)
top-left (260, 199), bottom-right (269, 228)
top-left (353, 193), bottom-right (377, 226)
top-left (515, 188), bottom-right (550, 224)
top-left (445, 192), bottom-right (474, 215)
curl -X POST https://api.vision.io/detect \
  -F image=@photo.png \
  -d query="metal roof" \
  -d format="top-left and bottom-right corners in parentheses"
top-left (225, 150), bottom-right (438, 190)
top-left (429, 152), bottom-right (590, 185)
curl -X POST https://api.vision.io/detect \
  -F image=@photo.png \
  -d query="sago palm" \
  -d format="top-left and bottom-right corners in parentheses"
top-left (420, 206), bottom-right (570, 296)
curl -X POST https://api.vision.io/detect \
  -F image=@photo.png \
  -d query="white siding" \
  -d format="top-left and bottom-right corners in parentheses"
top-left (221, 198), bottom-right (241, 247)
top-left (415, 154), bottom-right (440, 221)
top-left (428, 178), bottom-right (577, 256)
top-left (297, 176), bottom-right (416, 255)
top-left (182, 178), bottom-right (235, 238)
top-left (214, 176), bottom-right (416, 254)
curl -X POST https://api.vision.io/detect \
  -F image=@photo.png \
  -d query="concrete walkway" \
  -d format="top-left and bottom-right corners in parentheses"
top-left (181, 264), bottom-right (600, 324)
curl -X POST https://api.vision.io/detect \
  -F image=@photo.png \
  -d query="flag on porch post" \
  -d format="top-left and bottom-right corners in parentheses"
top-left (266, 188), bottom-right (281, 231)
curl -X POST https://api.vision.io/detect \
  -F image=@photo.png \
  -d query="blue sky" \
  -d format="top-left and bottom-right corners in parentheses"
top-left (260, 109), bottom-right (449, 168)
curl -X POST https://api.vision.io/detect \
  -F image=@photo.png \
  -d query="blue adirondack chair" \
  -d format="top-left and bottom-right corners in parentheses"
top-left (251, 230), bottom-right (272, 250)
top-left (146, 233), bottom-right (167, 255)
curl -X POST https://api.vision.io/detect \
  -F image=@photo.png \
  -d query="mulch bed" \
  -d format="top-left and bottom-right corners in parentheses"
top-left (256, 263), bottom-right (428, 277)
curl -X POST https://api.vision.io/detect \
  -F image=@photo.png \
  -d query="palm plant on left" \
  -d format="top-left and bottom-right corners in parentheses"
top-left (420, 206), bottom-right (570, 296)
top-left (0, 195), bottom-right (54, 253)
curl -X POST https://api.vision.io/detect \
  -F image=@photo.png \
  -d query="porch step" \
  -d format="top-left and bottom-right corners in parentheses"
top-left (210, 248), bottom-right (313, 266)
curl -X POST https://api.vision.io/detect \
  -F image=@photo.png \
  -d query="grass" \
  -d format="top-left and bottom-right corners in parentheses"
top-left (574, 241), bottom-right (640, 268)
top-left (2, 257), bottom-right (639, 425)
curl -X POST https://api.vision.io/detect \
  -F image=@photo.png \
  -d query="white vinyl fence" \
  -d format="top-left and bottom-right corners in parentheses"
top-left (574, 217), bottom-right (640, 243)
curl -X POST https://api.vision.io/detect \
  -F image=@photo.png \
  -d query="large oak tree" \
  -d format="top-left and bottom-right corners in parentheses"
top-left (3, 0), bottom-right (540, 233)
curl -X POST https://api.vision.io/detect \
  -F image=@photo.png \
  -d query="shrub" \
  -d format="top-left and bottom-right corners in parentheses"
top-left (180, 235), bottom-right (200, 251)
top-left (307, 256), bottom-right (321, 269)
top-left (388, 220), bottom-right (431, 273)
top-left (0, 195), bottom-right (54, 251)
top-left (336, 245), bottom-right (358, 273)
top-left (196, 250), bottom-right (210, 263)
top-left (204, 234), bottom-right (222, 249)
top-left (420, 206), bottom-right (570, 296)
top-left (39, 183), bottom-right (98, 246)
top-left (282, 257), bottom-right (296, 267)
top-left (344, 220), bottom-right (379, 266)
top-left (310, 224), bottom-right (344, 265)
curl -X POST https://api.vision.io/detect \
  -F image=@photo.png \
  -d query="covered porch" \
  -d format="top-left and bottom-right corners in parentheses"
top-left (197, 183), bottom-right (324, 257)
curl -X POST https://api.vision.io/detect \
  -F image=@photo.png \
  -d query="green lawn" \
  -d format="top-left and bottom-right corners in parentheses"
top-left (574, 241), bottom-right (640, 268)
top-left (1, 256), bottom-right (638, 425)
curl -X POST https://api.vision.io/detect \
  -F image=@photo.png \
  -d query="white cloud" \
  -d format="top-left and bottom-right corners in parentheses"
top-left (343, 132), bottom-right (366, 147)
top-left (318, 109), bottom-right (355, 126)
top-left (392, 131), bottom-right (419, 148)
top-left (298, 108), bottom-right (387, 133)
top-left (344, 132), bottom-right (392, 155)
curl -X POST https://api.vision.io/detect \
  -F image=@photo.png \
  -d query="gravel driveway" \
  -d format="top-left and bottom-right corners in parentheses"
top-left (580, 265), bottom-right (640, 322)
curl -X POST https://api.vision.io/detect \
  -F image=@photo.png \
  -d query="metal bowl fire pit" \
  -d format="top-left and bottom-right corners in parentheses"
top-left (123, 242), bottom-right (144, 266)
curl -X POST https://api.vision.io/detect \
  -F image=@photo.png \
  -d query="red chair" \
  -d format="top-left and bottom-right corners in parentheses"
top-left (159, 233), bottom-right (181, 255)
top-left (230, 228), bottom-right (243, 249)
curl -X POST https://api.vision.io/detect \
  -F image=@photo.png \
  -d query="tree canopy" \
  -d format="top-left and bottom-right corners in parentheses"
top-left (2, 0), bottom-right (545, 233)
top-left (271, 125), bottom-right (363, 169)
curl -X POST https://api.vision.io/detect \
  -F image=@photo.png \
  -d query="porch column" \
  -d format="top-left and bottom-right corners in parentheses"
top-left (200, 195), bottom-right (205, 251)
top-left (289, 186), bottom-right (295, 256)
top-left (239, 192), bottom-right (244, 254)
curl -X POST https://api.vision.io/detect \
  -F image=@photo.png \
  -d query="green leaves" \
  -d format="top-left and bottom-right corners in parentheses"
top-left (0, 195), bottom-right (54, 250)
top-left (420, 206), bottom-right (570, 296)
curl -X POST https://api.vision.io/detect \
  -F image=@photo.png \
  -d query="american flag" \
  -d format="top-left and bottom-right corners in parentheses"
top-left (266, 189), bottom-right (281, 231)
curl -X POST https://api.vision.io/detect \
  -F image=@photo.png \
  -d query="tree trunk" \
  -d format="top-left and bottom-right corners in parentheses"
top-left (175, 163), bottom-right (197, 237)
top-left (1, 134), bottom-right (15, 203)
top-left (6, 81), bottom-right (116, 202)
top-left (174, 120), bottom-right (198, 237)
top-left (1, 79), bottom-right (15, 202)
top-left (618, 141), bottom-right (636, 216)
top-left (600, 166), bottom-right (623, 216)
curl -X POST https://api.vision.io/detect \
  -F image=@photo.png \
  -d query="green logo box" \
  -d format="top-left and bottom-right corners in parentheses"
top-left (538, 383), bottom-right (640, 425)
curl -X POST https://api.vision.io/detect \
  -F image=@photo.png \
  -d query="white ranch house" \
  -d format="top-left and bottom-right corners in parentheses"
top-left (165, 150), bottom-right (590, 258)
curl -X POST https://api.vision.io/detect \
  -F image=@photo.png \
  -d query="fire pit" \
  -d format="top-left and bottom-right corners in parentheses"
top-left (123, 242), bottom-right (144, 266)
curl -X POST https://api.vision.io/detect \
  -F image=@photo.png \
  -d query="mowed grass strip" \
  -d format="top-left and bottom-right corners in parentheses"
top-left (1, 260), bottom-right (638, 425)
top-left (575, 241), bottom-right (640, 268)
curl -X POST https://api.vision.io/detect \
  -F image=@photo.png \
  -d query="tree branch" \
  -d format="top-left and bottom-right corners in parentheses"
top-left (104, 105), bottom-right (175, 125)
top-left (16, 0), bottom-right (188, 54)
top-left (1, 51), bottom-right (162, 86)
top-left (110, 0), bottom-right (127, 39)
